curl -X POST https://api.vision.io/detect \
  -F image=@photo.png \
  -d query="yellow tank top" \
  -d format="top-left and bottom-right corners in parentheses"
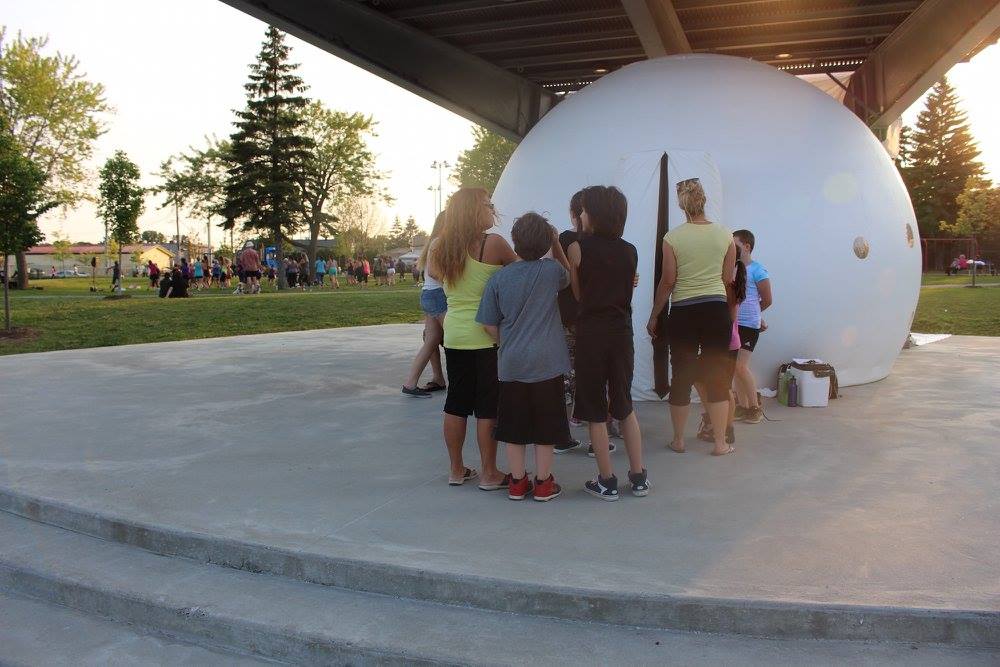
top-left (663, 222), bottom-right (732, 303)
top-left (443, 255), bottom-right (501, 350)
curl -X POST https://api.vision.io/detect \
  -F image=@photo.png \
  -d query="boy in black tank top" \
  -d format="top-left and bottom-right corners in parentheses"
top-left (567, 186), bottom-right (650, 501)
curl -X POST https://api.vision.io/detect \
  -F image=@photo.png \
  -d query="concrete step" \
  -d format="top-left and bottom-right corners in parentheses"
top-left (0, 591), bottom-right (270, 666)
top-left (2, 512), bottom-right (997, 666)
top-left (2, 487), bottom-right (998, 648)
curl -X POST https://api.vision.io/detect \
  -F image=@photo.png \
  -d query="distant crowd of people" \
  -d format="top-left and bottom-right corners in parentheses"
top-left (142, 245), bottom-right (426, 298)
top-left (402, 182), bottom-right (773, 503)
top-left (342, 255), bottom-right (420, 287)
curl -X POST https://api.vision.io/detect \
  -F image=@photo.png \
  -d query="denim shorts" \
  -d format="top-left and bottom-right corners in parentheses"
top-left (420, 287), bottom-right (447, 317)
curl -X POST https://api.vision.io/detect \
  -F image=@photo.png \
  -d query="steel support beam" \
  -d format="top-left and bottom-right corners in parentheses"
top-left (694, 25), bottom-right (895, 52)
top-left (217, 0), bottom-right (556, 141)
top-left (683, 2), bottom-right (920, 33)
top-left (621, 0), bottom-right (692, 58)
top-left (846, 0), bottom-right (1000, 129)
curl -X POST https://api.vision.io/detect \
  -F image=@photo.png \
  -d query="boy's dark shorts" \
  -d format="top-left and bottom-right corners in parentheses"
top-left (572, 332), bottom-right (634, 423)
top-left (738, 326), bottom-right (760, 352)
top-left (495, 376), bottom-right (571, 446)
top-left (443, 346), bottom-right (499, 419)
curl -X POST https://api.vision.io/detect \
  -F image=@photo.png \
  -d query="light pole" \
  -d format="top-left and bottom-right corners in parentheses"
top-left (427, 184), bottom-right (440, 220)
top-left (431, 160), bottom-right (450, 217)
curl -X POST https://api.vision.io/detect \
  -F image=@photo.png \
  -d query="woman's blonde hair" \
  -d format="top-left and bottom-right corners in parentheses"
top-left (417, 211), bottom-right (446, 271)
top-left (677, 178), bottom-right (707, 220)
top-left (431, 187), bottom-right (494, 286)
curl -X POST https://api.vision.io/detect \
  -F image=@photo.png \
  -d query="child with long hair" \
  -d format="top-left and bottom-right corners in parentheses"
top-left (429, 187), bottom-right (517, 490)
top-left (402, 212), bottom-right (448, 397)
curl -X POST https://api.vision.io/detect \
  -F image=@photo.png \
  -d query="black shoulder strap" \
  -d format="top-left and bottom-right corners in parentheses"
top-left (478, 234), bottom-right (488, 262)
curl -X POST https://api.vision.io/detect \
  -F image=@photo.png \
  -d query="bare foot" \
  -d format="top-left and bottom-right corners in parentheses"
top-left (668, 440), bottom-right (686, 453)
top-left (711, 446), bottom-right (735, 457)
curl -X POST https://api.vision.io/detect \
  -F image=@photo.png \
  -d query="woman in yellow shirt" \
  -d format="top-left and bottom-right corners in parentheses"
top-left (647, 178), bottom-right (737, 456)
top-left (428, 188), bottom-right (518, 488)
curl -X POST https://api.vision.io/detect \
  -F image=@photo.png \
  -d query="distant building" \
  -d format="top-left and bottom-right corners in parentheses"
top-left (387, 233), bottom-right (428, 268)
top-left (25, 243), bottom-right (176, 275)
top-left (165, 241), bottom-right (212, 262)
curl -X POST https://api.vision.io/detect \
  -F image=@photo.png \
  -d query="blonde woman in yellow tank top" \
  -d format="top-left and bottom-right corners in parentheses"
top-left (427, 188), bottom-right (518, 489)
top-left (647, 178), bottom-right (737, 457)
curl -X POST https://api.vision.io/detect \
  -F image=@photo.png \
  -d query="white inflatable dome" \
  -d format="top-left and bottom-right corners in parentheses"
top-left (491, 54), bottom-right (920, 397)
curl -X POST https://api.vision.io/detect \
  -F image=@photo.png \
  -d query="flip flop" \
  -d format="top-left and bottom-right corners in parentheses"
top-left (478, 473), bottom-right (512, 491)
top-left (421, 381), bottom-right (447, 392)
top-left (448, 468), bottom-right (479, 486)
top-left (711, 447), bottom-right (736, 457)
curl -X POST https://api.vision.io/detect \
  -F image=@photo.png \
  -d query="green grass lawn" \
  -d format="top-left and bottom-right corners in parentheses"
top-left (3, 278), bottom-right (998, 356)
top-left (910, 286), bottom-right (1000, 336)
top-left (920, 272), bottom-right (1000, 286)
top-left (1, 281), bottom-right (423, 355)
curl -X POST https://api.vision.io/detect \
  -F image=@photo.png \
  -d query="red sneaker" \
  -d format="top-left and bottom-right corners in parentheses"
top-left (508, 475), bottom-right (534, 500)
top-left (533, 475), bottom-right (562, 502)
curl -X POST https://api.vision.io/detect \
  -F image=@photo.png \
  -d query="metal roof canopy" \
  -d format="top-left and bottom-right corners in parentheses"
top-left (219, 0), bottom-right (1000, 141)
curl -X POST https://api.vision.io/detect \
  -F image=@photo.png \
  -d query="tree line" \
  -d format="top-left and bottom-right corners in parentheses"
top-left (897, 77), bottom-right (998, 267)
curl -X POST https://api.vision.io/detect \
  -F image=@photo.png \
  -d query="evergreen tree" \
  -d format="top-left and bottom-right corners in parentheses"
top-left (224, 26), bottom-right (312, 289)
top-left (402, 216), bottom-right (421, 246)
top-left (904, 77), bottom-right (984, 236)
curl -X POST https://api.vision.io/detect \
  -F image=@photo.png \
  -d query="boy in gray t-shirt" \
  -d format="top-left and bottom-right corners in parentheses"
top-left (476, 213), bottom-right (572, 502)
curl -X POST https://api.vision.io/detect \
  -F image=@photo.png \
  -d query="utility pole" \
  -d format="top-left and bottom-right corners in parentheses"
top-left (427, 185), bottom-right (439, 220)
top-left (174, 200), bottom-right (181, 266)
top-left (431, 160), bottom-right (450, 217)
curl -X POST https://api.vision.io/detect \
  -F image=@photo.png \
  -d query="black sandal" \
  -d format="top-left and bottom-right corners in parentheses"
top-left (421, 381), bottom-right (447, 392)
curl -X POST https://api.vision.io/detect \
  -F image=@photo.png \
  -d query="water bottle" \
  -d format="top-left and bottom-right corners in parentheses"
top-left (788, 376), bottom-right (798, 407)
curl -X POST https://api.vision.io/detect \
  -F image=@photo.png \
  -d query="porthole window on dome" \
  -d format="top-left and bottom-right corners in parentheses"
top-left (854, 236), bottom-right (870, 259)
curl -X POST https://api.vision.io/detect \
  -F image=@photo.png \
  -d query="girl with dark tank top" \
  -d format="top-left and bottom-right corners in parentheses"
top-left (567, 186), bottom-right (649, 502)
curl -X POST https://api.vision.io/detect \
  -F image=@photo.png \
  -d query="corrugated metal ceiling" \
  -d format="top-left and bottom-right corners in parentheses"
top-left (359, 0), bottom-right (923, 92)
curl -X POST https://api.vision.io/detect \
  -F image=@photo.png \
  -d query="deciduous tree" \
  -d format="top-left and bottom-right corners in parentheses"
top-left (140, 230), bottom-right (167, 244)
top-left (452, 126), bottom-right (515, 195)
top-left (0, 124), bottom-right (55, 330)
top-left (296, 102), bottom-right (385, 281)
top-left (51, 231), bottom-right (72, 273)
top-left (0, 28), bottom-right (110, 287)
top-left (97, 150), bottom-right (144, 274)
top-left (942, 176), bottom-right (1000, 262)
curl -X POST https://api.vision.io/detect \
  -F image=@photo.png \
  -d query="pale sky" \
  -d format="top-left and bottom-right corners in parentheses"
top-left (2, 0), bottom-right (997, 244)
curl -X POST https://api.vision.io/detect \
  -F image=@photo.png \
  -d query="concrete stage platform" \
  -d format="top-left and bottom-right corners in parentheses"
top-left (1, 326), bottom-right (998, 663)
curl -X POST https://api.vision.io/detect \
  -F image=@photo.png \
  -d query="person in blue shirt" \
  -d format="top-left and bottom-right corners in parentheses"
top-left (732, 229), bottom-right (772, 424)
top-left (315, 257), bottom-right (326, 287)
